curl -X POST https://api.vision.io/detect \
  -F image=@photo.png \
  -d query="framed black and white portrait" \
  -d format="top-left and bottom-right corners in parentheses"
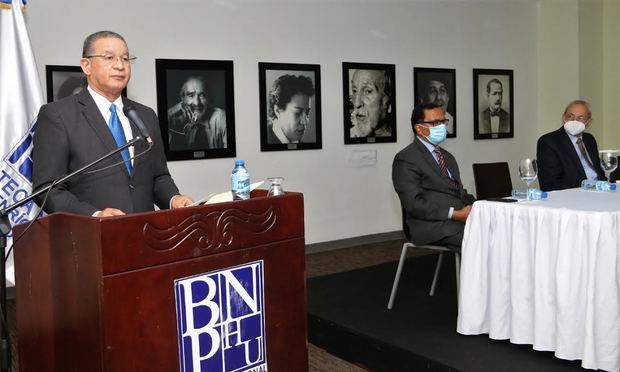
top-left (414, 67), bottom-right (457, 138)
top-left (45, 65), bottom-right (127, 103)
top-left (259, 62), bottom-right (322, 152)
top-left (473, 69), bottom-right (514, 140)
top-left (155, 59), bottom-right (236, 161)
top-left (342, 62), bottom-right (396, 144)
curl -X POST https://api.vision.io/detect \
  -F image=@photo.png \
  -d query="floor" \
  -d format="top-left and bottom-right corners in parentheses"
top-left (306, 238), bottom-right (422, 372)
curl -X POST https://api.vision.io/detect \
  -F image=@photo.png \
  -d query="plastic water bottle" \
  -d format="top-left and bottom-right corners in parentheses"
top-left (511, 188), bottom-right (548, 200)
top-left (231, 160), bottom-right (250, 200)
top-left (580, 179), bottom-right (617, 192)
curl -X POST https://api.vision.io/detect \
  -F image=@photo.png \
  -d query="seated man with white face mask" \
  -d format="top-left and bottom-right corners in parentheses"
top-left (392, 103), bottom-right (475, 251)
top-left (537, 100), bottom-right (606, 192)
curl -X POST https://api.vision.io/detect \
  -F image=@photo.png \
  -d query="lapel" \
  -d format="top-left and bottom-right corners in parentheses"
top-left (77, 90), bottom-right (132, 178)
top-left (557, 128), bottom-right (586, 179)
top-left (121, 97), bottom-right (147, 173)
top-left (413, 138), bottom-right (459, 190)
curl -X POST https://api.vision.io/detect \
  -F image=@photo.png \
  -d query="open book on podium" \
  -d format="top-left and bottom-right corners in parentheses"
top-left (14, 187), bottom-right (307, 372)
top-left (190, 181), bottom-right (265, 206)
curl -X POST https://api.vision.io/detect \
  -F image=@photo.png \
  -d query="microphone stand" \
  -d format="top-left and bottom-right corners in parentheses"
top-left (0, 137), bottom-right (142, 372)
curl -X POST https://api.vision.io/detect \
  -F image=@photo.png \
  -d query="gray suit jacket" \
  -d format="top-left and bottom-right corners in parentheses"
top-left (32, 89), bottom-right (179, 215)
top-left (392, 138), bottom-right (475, 246)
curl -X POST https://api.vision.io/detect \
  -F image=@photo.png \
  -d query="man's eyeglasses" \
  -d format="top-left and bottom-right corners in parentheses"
top-left (564, 113), bottom-right (589, 122)
top-left (84, 54), bottom-right (137, 65)
top-left (420, 119), bottom-right (449, 126)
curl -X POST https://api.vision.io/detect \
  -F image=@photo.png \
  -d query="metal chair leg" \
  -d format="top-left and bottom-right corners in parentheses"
top-left (455, 252), bottom-right (460, 300)
top-left (387, 243), bottom-right (411, 309)
top-left (429, 252), bottom-right (444, 296)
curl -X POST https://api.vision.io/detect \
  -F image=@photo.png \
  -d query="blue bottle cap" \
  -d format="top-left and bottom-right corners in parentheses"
top-left (611, 183), bottom-right (617, 191)
top-left (235, 160), bottom-right (245, 166)
top-left (541, 191), bottom-right (548, 199)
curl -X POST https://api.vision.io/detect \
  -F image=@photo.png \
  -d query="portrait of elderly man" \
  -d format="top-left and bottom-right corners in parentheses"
top-left (348, 68), bottom-right (394, 139)
top-left (167, 75), bottom-right (227, 151)
top-left (266, 74), bottom-right (315, 144)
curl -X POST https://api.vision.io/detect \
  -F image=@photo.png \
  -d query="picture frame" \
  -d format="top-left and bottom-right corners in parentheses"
top-left (155, 59), bottom-right (236, 161)
top-left (473, 69), bottom-right (514, 140)
top-left (414, 67), bottom-right (457, 138)
top-left (342, 62), bottom-right (396, 144)
top-left (258, 62), bottom-right (322, 151)
top-left (45, 65), bottom-right (127, 103)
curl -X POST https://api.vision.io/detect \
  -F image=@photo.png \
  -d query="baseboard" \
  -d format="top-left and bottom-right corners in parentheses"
top-left (305, 231), bottom-right (403, 254)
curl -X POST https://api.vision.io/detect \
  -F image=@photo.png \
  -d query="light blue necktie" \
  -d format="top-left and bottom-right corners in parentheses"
top-left (109, 104), bottom-right (132, 174)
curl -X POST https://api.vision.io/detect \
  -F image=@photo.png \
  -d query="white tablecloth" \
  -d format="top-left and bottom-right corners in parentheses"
top-left (457, 188), bottom-right (620, 371)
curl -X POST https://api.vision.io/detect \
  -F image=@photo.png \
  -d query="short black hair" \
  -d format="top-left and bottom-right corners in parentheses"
top-left (410, 102), bottom-right (442, 128)
top-left (268, 75), bottom-right (315, 121)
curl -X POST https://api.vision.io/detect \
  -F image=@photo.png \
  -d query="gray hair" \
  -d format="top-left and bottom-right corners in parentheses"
top-left (82, 31), bottom-right (127, 57)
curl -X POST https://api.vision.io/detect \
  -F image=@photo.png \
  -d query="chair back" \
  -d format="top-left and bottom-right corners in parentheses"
top-left (472, 162), bottom-right (513, 200)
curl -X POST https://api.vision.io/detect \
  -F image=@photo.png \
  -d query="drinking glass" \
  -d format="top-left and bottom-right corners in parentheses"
top-left (599, 151), bottom-right (619, 182)
top-left (267, 177), bottom-right (285, 196)
top-left (518, 158), bottom-right (538, 200)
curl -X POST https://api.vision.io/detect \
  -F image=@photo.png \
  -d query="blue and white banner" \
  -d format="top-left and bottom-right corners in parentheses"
top-left (175, 260), bottom-right (268, 372)
top-left (0, 0), bottom-right (43, 285)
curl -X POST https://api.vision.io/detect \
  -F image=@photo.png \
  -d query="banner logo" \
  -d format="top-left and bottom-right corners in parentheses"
top-left (175, 260), bottom-right (267, 372)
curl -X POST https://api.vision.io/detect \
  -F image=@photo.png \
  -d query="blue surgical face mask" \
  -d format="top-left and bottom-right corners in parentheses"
top-left (425, 124), bottom-right (447, 145)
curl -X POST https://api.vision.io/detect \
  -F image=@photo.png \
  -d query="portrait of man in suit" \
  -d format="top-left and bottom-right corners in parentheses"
top-left (259, 63), bottom-right (322, 152)
top-left (266, 74), bottom-right (315, 145)
top-left (474, 70), bottom-right (514, 139)
top-left (414, 68), bottom-right (457, 137)
top-left (33, 30), bottom-right (193, 217)
top-left (392, 102), bottom-right (475, 251)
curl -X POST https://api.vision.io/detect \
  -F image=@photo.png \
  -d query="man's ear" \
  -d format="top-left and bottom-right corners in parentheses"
top-left (80, 58), bottom-right (91, 76)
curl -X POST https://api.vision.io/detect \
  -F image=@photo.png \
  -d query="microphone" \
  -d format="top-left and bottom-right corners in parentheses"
top-left (123, 103), bottom-right (153, 146)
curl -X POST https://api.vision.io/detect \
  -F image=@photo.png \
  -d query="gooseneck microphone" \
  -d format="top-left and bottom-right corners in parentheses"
top-left (123, 103), bottom-right (153, 145)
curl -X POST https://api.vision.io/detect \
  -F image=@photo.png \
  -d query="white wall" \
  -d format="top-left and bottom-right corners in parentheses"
top-left (25, 0), bottom-right (540, 244)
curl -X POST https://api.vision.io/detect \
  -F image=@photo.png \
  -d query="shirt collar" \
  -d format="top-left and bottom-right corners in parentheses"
top-left (272, 122), bottom-right (298, 144)
top-left (87, 86), bottom-right (124, 119)
top-left (416, 135), bottom-right (438, 153)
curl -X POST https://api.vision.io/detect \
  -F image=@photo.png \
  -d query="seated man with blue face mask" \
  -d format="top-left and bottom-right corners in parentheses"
top-left (537, 100), bottom-right (605, 192)
top-left (392, 102), bottom-right (475, 251)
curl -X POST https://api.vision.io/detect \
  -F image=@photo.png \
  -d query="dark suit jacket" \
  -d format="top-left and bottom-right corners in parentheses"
top-left (32, 89), bottom-right (180, 215)
top-left (266, 124), bottom-right (282, 144)
top-left (537, 127), bottom-right (605, 192)
top-left (392, 138), bottom-right (475, 246)
top-left (479, 108), bottom-right (510, 134)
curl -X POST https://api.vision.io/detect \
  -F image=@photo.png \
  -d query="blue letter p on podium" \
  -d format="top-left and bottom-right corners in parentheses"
top-left (174, 260), bottom-right (268, 372)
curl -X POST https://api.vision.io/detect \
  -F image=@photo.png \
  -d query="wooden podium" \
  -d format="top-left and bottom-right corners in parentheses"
top-left (14, 190), bottom-right (307, 371)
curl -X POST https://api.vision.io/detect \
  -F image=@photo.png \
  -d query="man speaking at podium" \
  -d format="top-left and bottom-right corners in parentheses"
top-left (33, 31), bottom-right (193, 217)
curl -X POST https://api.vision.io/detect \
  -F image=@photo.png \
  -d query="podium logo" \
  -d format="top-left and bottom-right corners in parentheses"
top-left (174, 261), bottom-right (267, 372)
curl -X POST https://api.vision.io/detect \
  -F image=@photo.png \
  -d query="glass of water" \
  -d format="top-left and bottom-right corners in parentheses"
top-left (518, 158), bottom-right (538, 200)
top-left (599, 151), bottom-right (618, 182)
top-left (267, 177), bottom-right (285, 197)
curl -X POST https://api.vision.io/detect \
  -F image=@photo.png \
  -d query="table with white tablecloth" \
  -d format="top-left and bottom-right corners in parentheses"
top-left (457, 188), bottom-right (620, 371)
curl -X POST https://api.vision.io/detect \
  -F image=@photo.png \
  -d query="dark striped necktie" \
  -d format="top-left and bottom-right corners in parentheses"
top-left (434, 148), bottom-right (458, 187)
top-left (576, 137), bottom-right (595, 170)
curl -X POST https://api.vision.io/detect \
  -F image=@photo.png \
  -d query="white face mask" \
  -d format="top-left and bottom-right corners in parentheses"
top-left (563, 120), bottom-right (586, 136)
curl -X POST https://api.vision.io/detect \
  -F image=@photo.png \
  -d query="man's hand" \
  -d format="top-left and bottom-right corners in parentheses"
top-left (96, 208), bottom-right (126, 218)
top-left (452, 204), bottom-right (472, 223)
top-left (171, 194), bottom-right (194, 209)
